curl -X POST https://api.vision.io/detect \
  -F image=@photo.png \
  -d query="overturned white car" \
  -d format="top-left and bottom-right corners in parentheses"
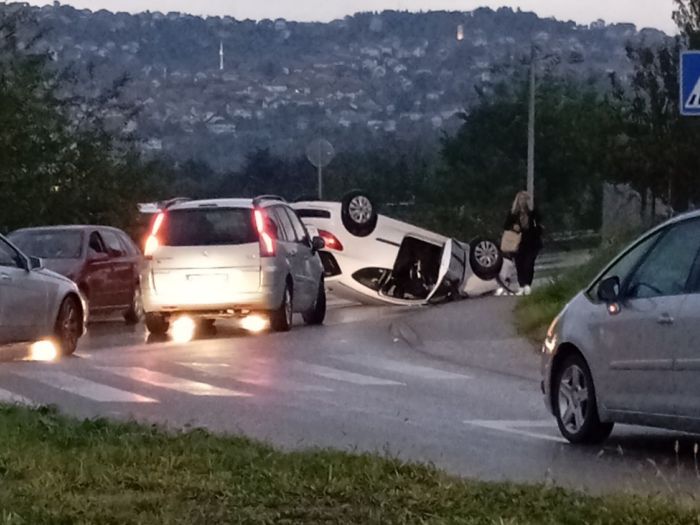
top-left (291, 191), bottom-right (517, 306)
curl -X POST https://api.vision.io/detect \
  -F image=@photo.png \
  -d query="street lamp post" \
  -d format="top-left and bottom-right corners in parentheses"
top-left (526, 45), bottom-right (559, 207)
top-left (527, 46), bottom-right (536, 205)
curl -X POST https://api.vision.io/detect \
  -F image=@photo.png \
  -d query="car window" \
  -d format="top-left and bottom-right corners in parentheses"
top-left (0, 239), bottom-right (22, 268)
top-left (295, 209), bottom-right (331, 219)
top-left (89, 232), bottom-right (108, 254)
top-left (9, 230), bottom-right (83, 259)
top-left (116, 230), bottom-right (139, 255)
top-left (588, 230), bottom-right (662, 301)
top-left (270, 206), bottom-right (295, 242)
top-left (625, 220), bottom-right (700, 299)
top-left (160, 208), bottom-right (258, 247)
top-left (101, 230), bottom-right (126, 257)
top-left (284, 207), bottom-right (310, 244)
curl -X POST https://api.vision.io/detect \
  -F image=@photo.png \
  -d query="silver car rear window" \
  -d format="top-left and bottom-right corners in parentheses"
top-left (162, 208), bottom-right (257, 247)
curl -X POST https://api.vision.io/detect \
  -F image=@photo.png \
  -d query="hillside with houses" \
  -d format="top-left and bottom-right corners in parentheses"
top-left (3, 2), bottom-right (668, 169)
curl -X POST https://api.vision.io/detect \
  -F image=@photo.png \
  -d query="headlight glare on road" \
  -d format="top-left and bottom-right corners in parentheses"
top-left (28, 340), bottom-right (58, 362)
top-left (241, 314), bottom-right (268, 333)
top-left (171, 316), bottom-right (196, 344)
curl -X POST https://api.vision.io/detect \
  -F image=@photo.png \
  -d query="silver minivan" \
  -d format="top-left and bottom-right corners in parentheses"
top-left (543, 211), bottom-right (700, 443)
top-left (141, 196), bottom-right (326, 335)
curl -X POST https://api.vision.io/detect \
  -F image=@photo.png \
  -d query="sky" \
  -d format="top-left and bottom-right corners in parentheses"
top-left (14, 0), bottom-right (678, 34)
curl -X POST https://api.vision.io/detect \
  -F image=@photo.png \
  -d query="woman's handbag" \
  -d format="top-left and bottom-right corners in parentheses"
top-left (500, 229), bottom-right (522, 255)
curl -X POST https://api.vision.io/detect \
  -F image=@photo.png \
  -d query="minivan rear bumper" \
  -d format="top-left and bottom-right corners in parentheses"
top-left (141, 268), bottom-right (284, 314)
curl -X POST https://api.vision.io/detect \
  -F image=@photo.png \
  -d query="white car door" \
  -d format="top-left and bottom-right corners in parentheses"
top-left (0, 237), bottom-right (49, 343)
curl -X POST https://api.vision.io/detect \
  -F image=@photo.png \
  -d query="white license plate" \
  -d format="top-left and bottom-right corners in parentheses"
top-left (187, 274), bottom-right (228, 284)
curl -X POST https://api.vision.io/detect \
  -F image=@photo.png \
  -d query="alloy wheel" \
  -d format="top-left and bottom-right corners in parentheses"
top-left (284, 288), bottom-right (293, 326)
top-left (58, 300), bottom-right (80, 354)
top-left (474, 241), bottom-right (499, 268)
top-left (558, 364), bottom-right (589, 434)
top-left (348, 195), bottom-right (373, 224)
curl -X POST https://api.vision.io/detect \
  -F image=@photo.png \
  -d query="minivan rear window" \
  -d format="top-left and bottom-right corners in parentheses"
top-left (161, 208), bottom-right (257, 247)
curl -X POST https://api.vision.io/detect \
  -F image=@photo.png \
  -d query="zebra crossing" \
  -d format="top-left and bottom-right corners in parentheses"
top-left (0, 353), bottom-right (471, 407)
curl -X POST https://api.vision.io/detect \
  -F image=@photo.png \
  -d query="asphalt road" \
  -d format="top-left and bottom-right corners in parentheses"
top-left (1, 297), bottom-right (700, 498)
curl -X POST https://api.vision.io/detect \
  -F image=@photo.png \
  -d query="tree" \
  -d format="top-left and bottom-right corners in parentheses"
top-left (609, 37), bottom-right (700, 218)
top-left (0, 8), bottom-right (167, 233)
top-left (435, 76), bottom-right (616, 237)
top-left (673, 0), bottom-right (700, 48)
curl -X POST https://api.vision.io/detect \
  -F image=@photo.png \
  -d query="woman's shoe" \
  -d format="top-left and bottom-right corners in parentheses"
top-left (522, 285), bottom-right (532, 296)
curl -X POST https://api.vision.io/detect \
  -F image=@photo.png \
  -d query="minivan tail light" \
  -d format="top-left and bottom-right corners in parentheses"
top-left (254, 208), bottom-right (276, 257)
top-left (318, 230), bottom-right (343, 251)
top-left (144, 211), bottom-right (165, 259)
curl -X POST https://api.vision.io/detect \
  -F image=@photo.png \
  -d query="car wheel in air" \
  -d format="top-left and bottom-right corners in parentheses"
top-left (469, 237), bottom-right (503, 281)
top-left (54, 296), bottom-right (81, 357)
top-left (303, 278), bottom-right (326, 326)
top-left (341, 190), bottom-right (378, 237)
top-left (124, 285), bottom-right (145, 325)
top-left (270, 284), bottom-right (293, 332)
top-left (145, 313), bottom-right (169, 336)
top-left (553, 354), bottom-right (614, 444)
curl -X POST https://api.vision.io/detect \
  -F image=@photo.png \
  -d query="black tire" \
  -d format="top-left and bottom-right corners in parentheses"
top-left (341, 190), bottom-right (378, 237)
top-left (270, 284), bottom-right (293, 332)
top-left (303, 279), bottom-right (326, 325)
top-left (145, 313), bottom-right (169, 336)
top-left (124, 285), bottom-right (144, 325)
top-left (54, 296), bottom-right (82, 357)
top-left (469, 237), bottom-right (503, 281)
top-left (197, 319), bottom-right (216, 335)
top-left (553, 354), bottom-right (614, 444)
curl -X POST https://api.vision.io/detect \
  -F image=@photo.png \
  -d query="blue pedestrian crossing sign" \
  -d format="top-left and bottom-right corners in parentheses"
top-left (681, 51), bottom-right (700, 116)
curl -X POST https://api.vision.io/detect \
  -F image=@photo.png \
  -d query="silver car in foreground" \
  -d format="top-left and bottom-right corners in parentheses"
top-left (0, 234), bottom-right (87, 356)
top-left (141, 196), bottom-right (326, 335)
top-left (543, 211), bottom-right (700, 443)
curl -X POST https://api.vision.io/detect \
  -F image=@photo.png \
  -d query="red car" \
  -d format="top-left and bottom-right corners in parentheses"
top-left (8, 225), bottom-right (143, 324)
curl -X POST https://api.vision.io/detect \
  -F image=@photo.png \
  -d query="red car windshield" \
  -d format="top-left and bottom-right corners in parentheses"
top-left (10, 230), bottom-right (84, 259)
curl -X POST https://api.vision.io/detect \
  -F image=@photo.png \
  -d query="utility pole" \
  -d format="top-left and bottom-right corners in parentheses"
top-left (527, 45), bottom-right (536, 206)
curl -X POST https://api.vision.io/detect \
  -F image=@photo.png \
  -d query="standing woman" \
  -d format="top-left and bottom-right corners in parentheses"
top-left (502, 191), bottom-right (542, 295)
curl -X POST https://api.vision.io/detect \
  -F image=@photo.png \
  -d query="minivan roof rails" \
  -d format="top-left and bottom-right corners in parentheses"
top-left (160, 197), bottom-right (190, 209)
top-left (252, 195), bottom-right (287, 206)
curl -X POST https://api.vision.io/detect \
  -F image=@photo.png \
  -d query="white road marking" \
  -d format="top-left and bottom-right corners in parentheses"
top-left (105, 367), bottom-right (252, 397)
top-left (0, 387), bottom-right (32, 405)
top-left (178, 362), bottom-right (333, 393)
top-left (336, 355), bottom-right (472, 380)
top-left (298, 363), bottom-right (404, 386)
top-left (14, 370), bottom-right (157, 403)
top-left (464, 419), bottom-right (568, 444)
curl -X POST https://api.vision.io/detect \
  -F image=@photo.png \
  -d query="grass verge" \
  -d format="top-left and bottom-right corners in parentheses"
top-left (515, 241), bottom-right (630, 342)
top-left (1, 404), bottom-right (699, 524)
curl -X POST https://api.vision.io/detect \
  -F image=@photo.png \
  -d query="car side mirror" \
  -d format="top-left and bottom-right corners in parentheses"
top-left (311, 236), bottom-right (325, 252)
top-left (597, 276), bottom-right (621, 304)
top-left (29, 256), bottom-right (44, 271)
